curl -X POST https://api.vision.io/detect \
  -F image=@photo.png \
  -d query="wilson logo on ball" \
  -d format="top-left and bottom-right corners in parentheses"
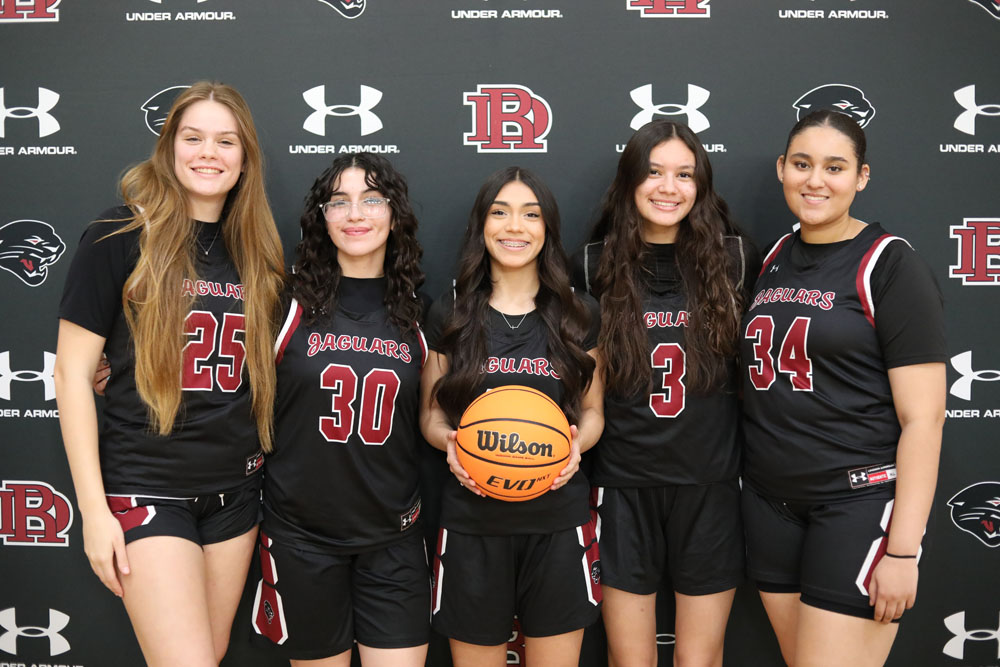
top-left (456, 385), bottom-right (571, 502)
top-left (476, 430), bottom-right (554, 458)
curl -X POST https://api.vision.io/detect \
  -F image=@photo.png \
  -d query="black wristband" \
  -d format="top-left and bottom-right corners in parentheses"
top-left (884, 552), bottom-right (918, 559)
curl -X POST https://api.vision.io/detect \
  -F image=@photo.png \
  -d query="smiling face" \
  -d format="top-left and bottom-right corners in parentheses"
top-left (324, 167), bottom-right (392, 277)
top-left (778, 124), bottom-right (870, 237)
top-left (172, 100), bottom-right (243, 222)
top-left (483, 180), bottom-right (545, 273)
top-left (634, 138), bottom-right (698, 244)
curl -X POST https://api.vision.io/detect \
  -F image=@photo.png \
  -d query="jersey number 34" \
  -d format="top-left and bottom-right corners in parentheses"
top-left (744, 315), bottom-right (813, 391)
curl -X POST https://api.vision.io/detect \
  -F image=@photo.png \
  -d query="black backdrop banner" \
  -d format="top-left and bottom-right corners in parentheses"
top-left (2, 1), bottom-right (998, 665)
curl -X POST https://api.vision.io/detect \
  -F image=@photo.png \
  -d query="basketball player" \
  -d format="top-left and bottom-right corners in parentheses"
top-left (250, 154), bottom-right (430, 666)
top-left (741, 109), bottom-right (946, 666)
top-left (573, 120), bottom-right (759, 667)
top-left (54, 82), bottom-right (285, 666)
top-left (420, 167), bottom-right (604, 667)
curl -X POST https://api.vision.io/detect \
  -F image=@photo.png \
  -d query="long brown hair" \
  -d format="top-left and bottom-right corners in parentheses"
top-left (111, 81), bottom-right (284, 451)
top-left (433, 167), bottom-right (594, 425)
top-left (589, 120), bottom-right (743, 397)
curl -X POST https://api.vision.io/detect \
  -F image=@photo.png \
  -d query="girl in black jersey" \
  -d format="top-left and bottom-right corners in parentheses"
top-left (250, 153), bottom-right (429, 666)
top-left (574, 120), bottom-right (756, 667)
top-left (741, 110), bottom-right (946, 666)
top-left (421, 167), bottom-right (604, 667)
top-left (54, 82), bottom-right (285, 665)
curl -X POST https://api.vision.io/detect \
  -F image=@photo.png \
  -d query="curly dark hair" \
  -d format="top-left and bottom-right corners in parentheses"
top-left (589, 120), bottom-right (745, 397)
top-left (433, 166), bottom-right (595, 425)
top-left (290, 153), bottom-right (423, 336)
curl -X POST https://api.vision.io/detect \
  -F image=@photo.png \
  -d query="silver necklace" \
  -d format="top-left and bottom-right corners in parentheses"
top-left (499, 311), bottom-right (529, 330)
top-left (197, 224), bottom-right (221, 256)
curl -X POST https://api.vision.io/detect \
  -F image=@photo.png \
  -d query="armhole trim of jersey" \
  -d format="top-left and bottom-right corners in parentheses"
top-left (858, 234), bottom-right (910, 328)
top-left (274, 298), bottom-right (303, 364)
top-left (759, 233), bottom-right (792, 277)
top-left (416, 325), bottom-right (429, 369)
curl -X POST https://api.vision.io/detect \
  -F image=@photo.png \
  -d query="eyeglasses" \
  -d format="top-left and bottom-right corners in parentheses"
top-left (319, 197), bottom-right (391, 221)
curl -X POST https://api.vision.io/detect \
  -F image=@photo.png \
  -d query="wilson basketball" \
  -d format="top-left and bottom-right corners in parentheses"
top-left (455, 385), bottom-right (572, 502)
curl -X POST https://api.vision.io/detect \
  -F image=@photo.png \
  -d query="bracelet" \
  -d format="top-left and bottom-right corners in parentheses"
top-left (884, 552), bottom-right (918, 559)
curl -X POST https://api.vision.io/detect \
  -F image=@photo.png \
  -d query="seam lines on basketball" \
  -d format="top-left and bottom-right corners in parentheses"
top-left (456, 444), bottom-right (569, 468)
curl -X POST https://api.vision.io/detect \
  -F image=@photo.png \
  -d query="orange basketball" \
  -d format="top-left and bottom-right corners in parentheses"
top-left (455, 385), bottom-right (572, 502)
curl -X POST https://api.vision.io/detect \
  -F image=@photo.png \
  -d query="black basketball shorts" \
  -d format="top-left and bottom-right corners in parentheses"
top-left (250, 529), bottom-right (430, 659)
top-left (742, 484), bottom-right (905, 620)
top-left (596, 481), bottom-right (744, 596)
top-left (430, 518), bottom-right (602, 646)
top-left (106, 483), bottom-right (260, 546)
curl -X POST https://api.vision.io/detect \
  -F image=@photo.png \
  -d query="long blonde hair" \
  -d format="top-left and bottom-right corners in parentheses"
top-left (112, 81), bottom-right (284, 451)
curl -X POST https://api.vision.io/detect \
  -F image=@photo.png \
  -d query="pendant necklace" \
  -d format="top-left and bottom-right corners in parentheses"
top-left (197, 224), bottom-right (221, 256)
top-left (499, 311), bottom-right (529, 330)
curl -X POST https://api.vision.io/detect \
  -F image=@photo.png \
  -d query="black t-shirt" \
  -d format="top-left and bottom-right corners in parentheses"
top-left (58, 206), bottom-right (261, 496)
top-left (572, 236), bottom-right (761, 486)
top-left (425, 289), bottom-right (600, 535)
top-left (263, 278), bottom-right (427, 553)
top-left (741, 223), bottom-right (947, 502)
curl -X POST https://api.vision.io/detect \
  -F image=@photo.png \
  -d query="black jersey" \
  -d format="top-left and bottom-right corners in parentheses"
top-left (740, 223), bottom-right (946, 502)
top-left (573, 237), bottom-right (759, 486)
top-left (263, 278), bottom-right (427, 553)
top-left (58, 206), bottom-right (261, 496)
top-left (425, 290), bottom-right (600, 535)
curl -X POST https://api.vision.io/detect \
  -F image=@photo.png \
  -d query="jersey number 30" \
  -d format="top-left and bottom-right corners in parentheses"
top-left (319, 364), bottom-right (400, 446)
top-left (745, 315), bottom-right (813, 391)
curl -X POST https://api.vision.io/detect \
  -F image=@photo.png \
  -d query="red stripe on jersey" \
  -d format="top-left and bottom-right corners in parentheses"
top-left (274, 300), bottom-right (303, 364)
top-left (856, 234), bottom-right (905, 328)
top-left (759, 234), bottom-right (792, 277)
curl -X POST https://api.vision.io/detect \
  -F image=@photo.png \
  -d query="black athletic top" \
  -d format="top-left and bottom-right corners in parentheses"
top-left (572, 236), bottom-right (760, 486)
top-left (425, 290), bottom-right (600, 535)
top-left (262, 278), bottom-right (427, 553)
top-left (741, 223), bottom-right (946, 502)
top-left (59, 206), bottom-right (261, 496)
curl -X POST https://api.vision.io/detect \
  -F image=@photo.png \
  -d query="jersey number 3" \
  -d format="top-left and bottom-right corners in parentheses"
top-left (649, 343), bottom-right (686, 418)
top-left (745, 315), bottom-right (813, 391)
top-left (319, 364), bottom-right (400, 446)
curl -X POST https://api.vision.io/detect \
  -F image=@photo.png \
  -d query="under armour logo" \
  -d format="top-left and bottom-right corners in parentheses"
top-left (0, 608), bottom-right (70, 656)
top-left (943, 611), bottom-right (1000, 659)
top-left (850, 471), bottom-right (868, 484)
top-left (629, 84), bottom-right (710, 134)
top-left (954, 85), bottom-right (1000, 136)
top-left (0, 0), bottom-right (60, 22)
top-left (769, 264), bottom-right (780, 273)
top-left (0, 351), bottom-right (56, 401)
top-left (302, 85), bottom-right (383, 137)
top-left (950, 351), bottom-right (1000, 400)
top-left (148, 0), bottom-right (207, 3)
top-left (0, 87), bottom-right (60, 138)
